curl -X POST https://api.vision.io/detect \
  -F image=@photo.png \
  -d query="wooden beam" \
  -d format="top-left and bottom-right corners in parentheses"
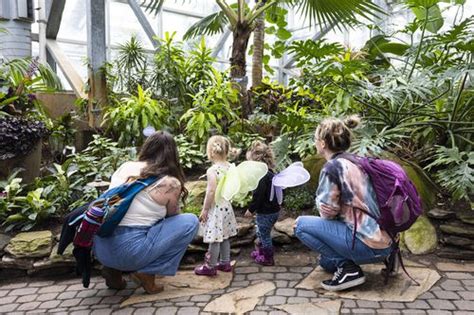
top-left (46, 39), bottom-right (86, 98)
top-left (127, 0), bottom-right (159, 48)
top-left (46, 0), bottom-right (66, 39)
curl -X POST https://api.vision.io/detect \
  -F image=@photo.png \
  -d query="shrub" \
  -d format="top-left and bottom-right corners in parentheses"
top-left (0, 116), bottom-right (49, 159)
top-left (282, 185), bottom-right (315, 214)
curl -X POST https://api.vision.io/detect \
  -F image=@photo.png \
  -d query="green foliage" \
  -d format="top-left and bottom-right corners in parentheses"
top-left (175, 134), bottom-right (206, 169)
top-left (181, 70), bottom-right (239, 144)
top-left (228, 131), bottom-right (265, 153)
top-left (0, 136), bottom-right (137, 231)
top-left (183, 11), bottom-right (229, 40)
top-left (287, 39), bottom-right (344, 68)
top-left (425, 146), bottom-right (473, 201)
top-left (112, 35), bottom-right (149, 93)
top-left (0, 57), bottom-right (61, 121)
top-left (185, 38), bottom-right (218, 94)
top-left (48, 114), bottom-right (76, 162)
top-left (282, 185), bottom-right (315, 214)
top-left (103, 85), bottom-right (169, 147)
top-left (182, 203), bottom-right (201, 216)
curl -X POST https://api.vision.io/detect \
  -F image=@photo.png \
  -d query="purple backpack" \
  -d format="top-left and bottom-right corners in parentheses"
top-left (340, 153), bottom-right (423, 237)
top-left (339, 153), bottom-right (423, 284)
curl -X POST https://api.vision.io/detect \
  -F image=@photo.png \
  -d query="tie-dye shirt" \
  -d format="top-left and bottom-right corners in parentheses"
top-left (316, 157), bottom-right (392, 249)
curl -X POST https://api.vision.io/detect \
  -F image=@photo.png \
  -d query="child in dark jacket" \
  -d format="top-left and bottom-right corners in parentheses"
top-left (245, 141), bottom-right (280, 266)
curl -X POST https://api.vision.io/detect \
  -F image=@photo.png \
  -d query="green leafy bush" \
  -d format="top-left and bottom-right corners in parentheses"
top-left (0, 136), bottom-right (137, 231)
top-left (175, 135), bottom-right (206, 169)
top-left (181, 70), bottom-right (239, 144)
top-left (282, 185), bottom-right (315, 214)
top-left (425, 146), bottom-right (473, 201)
top-left (103, 85), bottom-right (169, 147)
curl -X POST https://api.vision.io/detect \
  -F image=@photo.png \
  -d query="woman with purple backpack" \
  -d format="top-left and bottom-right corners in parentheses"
top-left (294, 116), bottom-right (397, 292)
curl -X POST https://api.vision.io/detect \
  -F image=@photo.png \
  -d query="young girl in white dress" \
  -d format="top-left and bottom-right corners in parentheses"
top-left (195, 135), bottom-right (238, 276)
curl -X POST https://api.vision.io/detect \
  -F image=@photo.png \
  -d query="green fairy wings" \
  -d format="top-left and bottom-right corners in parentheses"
top-left (215, 161), bottom-right (268, 203)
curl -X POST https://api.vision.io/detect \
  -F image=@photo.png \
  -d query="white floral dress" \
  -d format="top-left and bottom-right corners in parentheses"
top-left (202, 164), bottom-right (238, 243)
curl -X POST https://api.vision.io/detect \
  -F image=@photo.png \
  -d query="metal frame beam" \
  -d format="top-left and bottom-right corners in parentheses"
top-left (87, 0), bottom-right (108, 127)
top-left (127, 0), bottom-right (159, 48)
top-left (211, 26), bottom-right (231, 58)
top-left (45, 0), bottom-right (66, 39)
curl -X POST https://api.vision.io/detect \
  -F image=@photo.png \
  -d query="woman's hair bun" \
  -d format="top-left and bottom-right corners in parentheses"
top-left (344, 115), bottom-right (361, 129)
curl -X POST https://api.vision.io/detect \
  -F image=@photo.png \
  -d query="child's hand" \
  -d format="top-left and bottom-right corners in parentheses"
top-left (244, 210), bottom-right (254, 218)
top-left (199, 210), bottom-right (209, 222)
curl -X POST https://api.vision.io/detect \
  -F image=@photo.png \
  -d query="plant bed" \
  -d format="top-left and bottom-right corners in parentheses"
top-left (0, 116), bottom-right (48, 183)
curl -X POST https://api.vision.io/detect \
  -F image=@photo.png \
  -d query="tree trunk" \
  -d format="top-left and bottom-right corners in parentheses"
top-left (230, 22), bottom-right (252, 117)
top-left (252, 5), bottom-right (265, 88)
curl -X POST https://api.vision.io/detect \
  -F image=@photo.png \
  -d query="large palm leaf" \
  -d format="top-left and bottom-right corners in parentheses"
top-left (183, 11), bottom-right (229, 40)
top-left (143, 0), bottom-right (384, 38)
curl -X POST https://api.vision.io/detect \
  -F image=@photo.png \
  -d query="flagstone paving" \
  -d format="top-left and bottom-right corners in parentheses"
top-left (1, 251), bottom-right (474, 314)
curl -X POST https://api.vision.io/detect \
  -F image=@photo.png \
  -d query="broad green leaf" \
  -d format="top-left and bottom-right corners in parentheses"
top-left (276, 28), bottom-right (292, 40)
top-left (412, 4), bottom-right (444, 33)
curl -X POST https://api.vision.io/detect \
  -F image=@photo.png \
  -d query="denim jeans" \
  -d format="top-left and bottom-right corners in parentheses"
top-left (295, 216), bottom-right (392, 272)
top-left (256, 212), bottom-right (279, 249)
top-left (93, 213), bottom-right (199, 275)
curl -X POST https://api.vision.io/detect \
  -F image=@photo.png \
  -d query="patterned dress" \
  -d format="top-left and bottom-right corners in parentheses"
top-left (202, 164), bottom-right (238, 243)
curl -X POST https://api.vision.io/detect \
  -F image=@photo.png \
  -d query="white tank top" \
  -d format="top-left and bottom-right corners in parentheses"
top-left (110, 161), bottom-right (167, 227)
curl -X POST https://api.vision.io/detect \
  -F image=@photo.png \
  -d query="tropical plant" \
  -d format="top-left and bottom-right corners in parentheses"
top-left (175, 134), bottom-right (206, 169)
top-left (112, 35), bottom-right (150, 94)
top-left (181, 70), bottom-right (239, 144)
top-left (185, 38), bottom-right (218, 94)
top-left (102, 85), bottom-right (169, 147)
top-left (0, 57), bottom-right (61, 119)
top-left (144, 0), bottom-right (384, 113)
top-left (425, 146), bottom-right (473, 201)
top-left (150, 32), bottom-right (188, 110)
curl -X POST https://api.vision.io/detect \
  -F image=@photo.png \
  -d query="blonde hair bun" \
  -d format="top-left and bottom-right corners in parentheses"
top-left (344, 115), bottom-right (361, 129)
top-left (212, 142), bottom-right (223, 154)
top-left (206, 135), bottom-right (230, 161)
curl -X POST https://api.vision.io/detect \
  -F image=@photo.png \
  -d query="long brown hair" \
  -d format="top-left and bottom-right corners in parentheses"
top-left (138, 130), bottom-right (188, 202)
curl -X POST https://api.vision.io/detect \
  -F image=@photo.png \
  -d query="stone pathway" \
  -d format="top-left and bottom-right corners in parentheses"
top-left (1, 253), bottom-right (474, 314)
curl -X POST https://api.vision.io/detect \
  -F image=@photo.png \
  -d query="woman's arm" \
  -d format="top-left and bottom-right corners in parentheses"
top-left (200, 168), bottom-right (217, 222)
top-left (147, 176), bottom-right (182, 217)
top-left (316, 170), bottom-right (341, 219)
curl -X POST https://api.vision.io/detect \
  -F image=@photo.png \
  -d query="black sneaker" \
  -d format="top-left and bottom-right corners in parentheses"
top-left (321, 262), bottom-right (366, 291)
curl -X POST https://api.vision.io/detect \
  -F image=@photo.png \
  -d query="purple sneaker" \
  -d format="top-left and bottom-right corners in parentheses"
top-left (216, 261), bottom-right (232, 272)
top-left (194, 264), bottom-right (217, 276)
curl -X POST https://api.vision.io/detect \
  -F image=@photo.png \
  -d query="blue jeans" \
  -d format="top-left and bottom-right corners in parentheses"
top-left (295, 216), bottom-right (392, 272)
top-left (256, 212), bottom-right (279, 249)
top-left (93, 213), bottom-right (199, 275)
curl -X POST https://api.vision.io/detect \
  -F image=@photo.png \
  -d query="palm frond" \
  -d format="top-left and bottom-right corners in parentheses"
top-left (183, 11), bottom-right (229, 40)
top-left (284, 0), bottom-right (385, 29)
top-left (141, 0), bottom-right (165, 15)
